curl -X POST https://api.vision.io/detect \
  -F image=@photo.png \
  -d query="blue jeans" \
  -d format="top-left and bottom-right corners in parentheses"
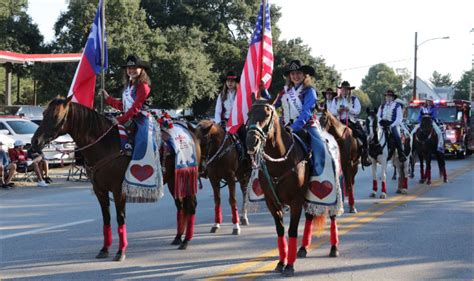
top-left (307, 127), bottom-right (325, 176)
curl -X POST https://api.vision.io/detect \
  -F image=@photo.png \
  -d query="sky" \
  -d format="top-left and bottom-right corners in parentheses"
top-left (27, 0), bottom-right (473, 87)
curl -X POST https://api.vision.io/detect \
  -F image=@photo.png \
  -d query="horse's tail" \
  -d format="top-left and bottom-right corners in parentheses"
top-left (313, 214), bottom-right (327, 238)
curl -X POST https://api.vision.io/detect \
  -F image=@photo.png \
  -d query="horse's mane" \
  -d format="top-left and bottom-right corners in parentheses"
top-left (49, 97), bottom-right (113, 137)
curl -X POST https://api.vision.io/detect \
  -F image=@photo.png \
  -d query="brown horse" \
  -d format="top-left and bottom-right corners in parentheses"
top-left (319, 109), bottom-right (359, 213)
top-left (195, 120), bottom-right (250, 234)
top-left (413, 115), bottom-right (447, 184)
top-left (246, 98), bottom-right (341, 277)
top-left (31, 97), bottom-right (200, 262)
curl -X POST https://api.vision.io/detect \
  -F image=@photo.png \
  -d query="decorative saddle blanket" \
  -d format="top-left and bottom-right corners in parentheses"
top-left (163, 122), bottom-right (199, 199)
top-left (122, 113), bottom-right (164, 203)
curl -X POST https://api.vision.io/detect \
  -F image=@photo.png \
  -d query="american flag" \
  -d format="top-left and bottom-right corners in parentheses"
top-left (227, 0), bottom-right (273, 134)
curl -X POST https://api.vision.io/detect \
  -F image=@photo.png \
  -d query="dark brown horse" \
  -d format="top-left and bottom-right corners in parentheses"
top-left (195, 120), bottom-right (250, 234)
top-left (319, 109), bottom-right (359, 213)
top-left (246, 98), bottom-right (341, 277)
top-left (31, 97), bottom-right (200, 262)
top-left (413, 115), bottom-right (447, 184)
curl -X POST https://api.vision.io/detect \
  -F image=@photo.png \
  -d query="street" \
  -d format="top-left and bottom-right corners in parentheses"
top-left (1, 158), bottom-right (473, 280)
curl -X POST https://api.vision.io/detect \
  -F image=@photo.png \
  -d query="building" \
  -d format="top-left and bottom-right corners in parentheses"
top-left (415, 77), bottom-right (455, 100)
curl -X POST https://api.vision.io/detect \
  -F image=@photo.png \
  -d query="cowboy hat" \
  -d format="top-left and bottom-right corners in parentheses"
top-left (322, 87), bottom-right (336, 95)
top-left (221, 70), bottom-right (240, 83)
top-left (122, 55), bottom-right (150, 69)
top-left (284, 60), bottom-right (315, 76)
top-left (384, 89), bottom-right (398, 98)
top-left (337, 81), bottom-right (355, 90)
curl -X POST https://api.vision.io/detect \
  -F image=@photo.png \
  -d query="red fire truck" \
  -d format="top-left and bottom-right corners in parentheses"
top-left (407, 99), bottom-right (472, 158)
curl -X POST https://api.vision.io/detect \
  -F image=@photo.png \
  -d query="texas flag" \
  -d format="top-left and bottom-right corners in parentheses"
top-left (67, 0), bottom-right (107, 108)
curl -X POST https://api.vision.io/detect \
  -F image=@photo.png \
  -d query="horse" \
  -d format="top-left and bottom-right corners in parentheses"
top-left (246, 98), bottom-right (342, 277)
top-left (194, 120), bottom-right (250, 235)
top-left (319, 109), bottom-right (359, 213)
top-left (31, 96), bottom-right (200, 262)
top-left (366, 110), bottom-right (411, 196)
top-left (412, 115), bottom-right (447, 184)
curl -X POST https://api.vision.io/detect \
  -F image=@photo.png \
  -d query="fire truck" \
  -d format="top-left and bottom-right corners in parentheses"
top-left (407, 99), bottom-right (472, 158)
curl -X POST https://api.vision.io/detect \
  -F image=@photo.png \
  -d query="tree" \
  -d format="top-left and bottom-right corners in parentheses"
top-left (352, 89), bottom-right (372, 117)
top-left (429, 71), bottom-right (453, 86)
top-left (453, 69), bottom-right (474, 100)
top-left (360, 64), bottom-right (403, 108)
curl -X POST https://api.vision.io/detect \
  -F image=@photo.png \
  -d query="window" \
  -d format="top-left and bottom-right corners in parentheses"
top-left (6, 121), bottom-right (38, 134)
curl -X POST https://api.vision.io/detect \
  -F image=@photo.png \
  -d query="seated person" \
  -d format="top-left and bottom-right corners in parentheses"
top-left (0, 141), bottom-right (16, 189)
top-left (8, 140), bottom-right (49, 187)
top-left (27, 147), bottom-right (52, 183)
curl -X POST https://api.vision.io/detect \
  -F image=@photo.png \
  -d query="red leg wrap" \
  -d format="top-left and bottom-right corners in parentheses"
top-left (403, 178), bottom-right (408, 189)
top-left (287, 237), bottom-right (298, 266)
top-left (348, 190), bottom-right (355, 206)
top-left (103, 224), bottom-right (112, 249)
top-left (301, 219), bottom-right (313, 248)
top-left (231, 205), bottom-right (239, 224)
top-left (177, 210), bottom-right (185, 236)
top-left (118, 224), bottom-right (128, 252)
top-left (381, 181), bottom-right (387, 193)
top-left (277, 236), bottom-right (288, 263)
top-left (372, 180), bottom-right (378, 192)
top-left (420, 166), bottom-right (424, 179)
top-left (185, 214), bottom-right (195, 241)
top-left (330, 218), bottom-right (339, 246)
top-left (215, 205), bottom-right (222, 224)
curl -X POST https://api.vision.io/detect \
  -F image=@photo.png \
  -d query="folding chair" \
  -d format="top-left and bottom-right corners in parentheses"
top-left (14, 161), bottom-right (36, 183)
top-left (67, 151), bottom-right (88, 182)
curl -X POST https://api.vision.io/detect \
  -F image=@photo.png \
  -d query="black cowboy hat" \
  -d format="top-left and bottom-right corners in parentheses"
top-left (384, 89), bottom-right (398, 98)
top-left (337, 81), bottom-right (355, 90)
top-left (122, 55), bottom-right (150, 69)
top-left (221, 70), bottom-right (240, 83)
top-left (322, 87), bottom-right (336, 95)
top-left (284, 59), bottom-right (315, 76)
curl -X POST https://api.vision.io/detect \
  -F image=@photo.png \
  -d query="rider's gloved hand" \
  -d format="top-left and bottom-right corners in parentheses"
top-left (379, 120), bottom-right (391, 128)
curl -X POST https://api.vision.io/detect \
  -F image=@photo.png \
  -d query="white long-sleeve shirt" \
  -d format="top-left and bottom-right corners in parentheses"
top-left (214, 90), bottom-right (236, 123)
top-left (377, 101), bottom-right (403, 127)
top-left (328, 95), bottom-right (361, 121)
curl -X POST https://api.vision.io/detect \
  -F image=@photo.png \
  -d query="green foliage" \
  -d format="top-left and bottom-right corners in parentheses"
top-left (453, 69), bottom-right (474, 100)
top-left (352, 89), bottom-right (372, 115)
top-left (360, 63), bottom-right (403, 108)
top-left (429, 71), bottom-right (453, 86)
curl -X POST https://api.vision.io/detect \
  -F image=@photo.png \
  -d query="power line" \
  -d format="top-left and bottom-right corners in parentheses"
top-left (337, 58), bottom-right (411, 72)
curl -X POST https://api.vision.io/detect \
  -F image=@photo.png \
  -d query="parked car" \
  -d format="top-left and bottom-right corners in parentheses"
top-left (0, 105), bottom-right (44, 124)
top-left (0, 116), bottom-right (75, 164)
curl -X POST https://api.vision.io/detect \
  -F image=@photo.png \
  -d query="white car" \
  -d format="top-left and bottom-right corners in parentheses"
top-left (0, 117), bottom-right (75, 164)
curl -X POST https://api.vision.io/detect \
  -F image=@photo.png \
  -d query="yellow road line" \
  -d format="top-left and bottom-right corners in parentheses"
top-left (207, 163), bottom-right (472, 280)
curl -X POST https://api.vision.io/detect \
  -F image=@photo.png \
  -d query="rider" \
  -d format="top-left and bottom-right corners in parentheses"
top-left (329, 81), bottom-right (371, 166)
top-left (411, 98), bottom-right (444, 153)
top-left (214, 70), bottom-right (246, 156)
top-left (377, 90), bottom-right (407, 162)
top-left (319, 88), bottom-right (337, 110)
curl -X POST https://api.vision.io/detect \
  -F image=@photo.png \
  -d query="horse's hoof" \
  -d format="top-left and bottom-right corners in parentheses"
top-left (349, 206), bottom-right (357, 213)
top-left (329, 245), bottom-right (339, 257)
top-left (95, 248), bottom-right (109, 259)
top-left (210, 226), bottom-right (220, 233)
top-left (178, 239), bottom-right (189, 250)
top-left (240, 217), bottom-right (249, 226)
top-left (426, 181), bottom-right (431, 185)
top-left (400, 189), bottom-right (407, 194)
top-left (274, 261), bottom-right (285, 273)
top-left (419, 179), bottom-right (425, 184)
top-left (171, 236), bottom-right (182, 245)
top-left (282, 265), bottom-right (295, 277)
top-left (444, 178), bottom-right (448, 183)
top-left (113, 250), bottom-right (126, 262)
top-left (380, 193), bottom-right (387, 199)
top-left (369, 191), bottom-right (376, 198)
top-left (297, 246), bottom-right (307, 258)
top-left (410, 174), bottom-right (415, 179)
top-left (396, 189), bottom-right (402, 194)
top-left (232, 228), bottom-right (241, 235)
top-left (391, 176), bottom-right (397, 181)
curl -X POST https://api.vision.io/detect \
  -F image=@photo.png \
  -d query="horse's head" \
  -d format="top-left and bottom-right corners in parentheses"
top-left (32, 96), bottom-right (73, 151)
top-left (318, 108), bottom-right (331, 131)
top-left (246, 97), bottom-right (278, 156)
top-left (195, 120), bottom-right (218, 159)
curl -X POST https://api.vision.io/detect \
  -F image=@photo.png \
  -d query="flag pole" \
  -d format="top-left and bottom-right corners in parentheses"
top-left (258, 0), bottom-right (267, 98)
top-left (100, 0), bottom-right (105, 113)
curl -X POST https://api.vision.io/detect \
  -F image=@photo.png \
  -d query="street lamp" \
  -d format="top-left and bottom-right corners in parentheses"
top-left (412, 32), bottom-right (450, 101)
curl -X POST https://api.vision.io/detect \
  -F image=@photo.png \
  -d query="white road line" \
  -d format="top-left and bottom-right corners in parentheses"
top-left (0, 219), bottom-right (95, 240)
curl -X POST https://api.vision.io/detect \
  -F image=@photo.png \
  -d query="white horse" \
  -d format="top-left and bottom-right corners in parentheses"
top-left (366, 111), bottom-right (411, 197)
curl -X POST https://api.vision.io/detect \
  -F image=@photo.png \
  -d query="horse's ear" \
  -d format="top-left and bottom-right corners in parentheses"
top-left (366, 108), bottom-right (370, 114)
top-left (269, 93), bottom-right (278, 105)
top-left (65, 95), bottom-right (73, 104)
top-left (199, 120), bottom-right (214, 136)
top-left (251, 92), bottom-right (257, 104)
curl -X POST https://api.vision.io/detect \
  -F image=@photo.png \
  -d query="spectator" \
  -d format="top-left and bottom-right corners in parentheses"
top-left (8, 140), bottom-right (48, 187)
top-left (27, 147), bottom-right (52, 183)
top-left (0, 141), bottom-right (16, 189)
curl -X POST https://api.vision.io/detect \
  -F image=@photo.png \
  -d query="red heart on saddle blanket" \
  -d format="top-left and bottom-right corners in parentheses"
top-left (309, 180), bottom-right (333, 199)
top-left (252, 179), bottom-right (264, 196)
top-left (130, 164), bottom-right (154, 181)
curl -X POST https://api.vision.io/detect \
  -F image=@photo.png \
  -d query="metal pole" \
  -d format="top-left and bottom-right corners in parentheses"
top-left (413, 32), bottom-right (418, 101)
top-left (100, 0), bottom-right (105, 113)
top-left (258, 0), bottom-right (267, 98)
top-left (5, 63), bottom-right (12, 105)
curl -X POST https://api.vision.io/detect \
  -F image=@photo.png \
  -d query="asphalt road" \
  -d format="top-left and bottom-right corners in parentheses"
top-left (1, 157), bottom-right (473, 280)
